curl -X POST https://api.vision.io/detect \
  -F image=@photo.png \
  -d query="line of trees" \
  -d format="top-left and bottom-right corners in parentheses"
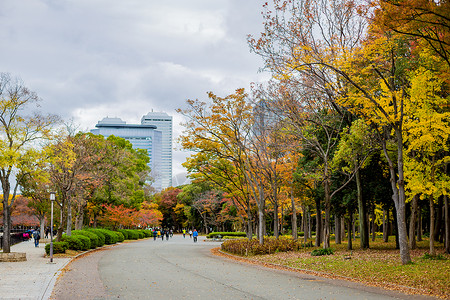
top-left (0, 73), bottom-right (162, 253)
top-left (177, 0), bottom-right (450, 265)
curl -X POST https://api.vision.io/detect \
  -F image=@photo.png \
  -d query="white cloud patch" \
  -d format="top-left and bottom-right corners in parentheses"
top-left (0, 0), bottom-right (267, 176)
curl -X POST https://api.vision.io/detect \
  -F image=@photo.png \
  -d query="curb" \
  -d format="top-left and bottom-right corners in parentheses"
top-left (40, 242), bottom-right (122, 300)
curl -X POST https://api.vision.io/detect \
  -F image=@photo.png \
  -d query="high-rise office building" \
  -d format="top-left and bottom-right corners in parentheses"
top-left (91, 117), bottom-right (163, 190)
top-left (141, 111), bottom-right (173, 189)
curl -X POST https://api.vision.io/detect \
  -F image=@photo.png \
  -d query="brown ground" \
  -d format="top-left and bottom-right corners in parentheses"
top-left (50, 247), bottom-right (114, 300)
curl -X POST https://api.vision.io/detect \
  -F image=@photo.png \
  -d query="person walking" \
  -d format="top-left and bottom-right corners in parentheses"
top-left (161, 229), bottom-right (165, 241)
top-left (153, 228), bottom-right (157, 241)
top-left (165, 229), bottom-right (169, 240)
top-left (32, 228), bottom-right (40, 247)
top-left (193, 229), bottom-right (198, 243)
top-left (182, 229), bottom-right (186, 238)
top-left (189, 230), bottom-right (193, 239)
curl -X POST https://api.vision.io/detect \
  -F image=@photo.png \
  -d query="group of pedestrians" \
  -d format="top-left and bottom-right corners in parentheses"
top-left (152, 228), bottom-right (173, 241)
top-left (182, 229), bottom-right (199, 242)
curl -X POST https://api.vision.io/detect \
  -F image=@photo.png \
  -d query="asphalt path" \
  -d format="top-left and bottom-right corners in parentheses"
top-left (51, 235), bottom-right (434, 300)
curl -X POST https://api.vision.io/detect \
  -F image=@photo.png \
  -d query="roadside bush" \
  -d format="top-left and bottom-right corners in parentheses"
top-left (311, 248), bottom-right (334, 256)
top-left (116, 229), bottom-right (129, 239)
top-left (140, 230), bottom-right (151, 238)
top-left (94, 229), bottom-right (117, 244)
top-left (74, 234), bottom-right (91, 250)
top-left (124, 229), bottom-right (139, 240)
top-left (72, 230), bottom-right (99, 249)
top-left (208, 232), bottom-right (246, 239)
top-left (221, 237), bottom-right (314, 256)
top-left (114, 231), bottom-right (125, 242)
top-left (86, 229), bottom-right (106, 246)
top-left (61, 235), bottom-right (84, 251)
top-left (45, 241), bottom-right (69, 255)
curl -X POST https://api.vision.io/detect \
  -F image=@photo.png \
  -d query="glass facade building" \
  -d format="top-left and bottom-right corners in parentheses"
top-left (91, 117), bottom-right (163, 190)
top-left (141, 112), bottom-right (173, 189)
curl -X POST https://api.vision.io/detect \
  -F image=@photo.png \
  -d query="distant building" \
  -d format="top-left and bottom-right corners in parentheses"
top-left (91, 117), bottom-right (163, 190)
top-left (141, 111), bottom-right (173, 189)
top-left (253, 99), bottom-right (278, 136)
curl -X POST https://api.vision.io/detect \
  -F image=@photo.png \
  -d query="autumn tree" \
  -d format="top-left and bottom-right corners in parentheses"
top-left (0, 73), bottom-right (57, 252)
top-left (375, 0), bottom-right (450, 68)
top-left (178, 89), bottom-right (261, 239)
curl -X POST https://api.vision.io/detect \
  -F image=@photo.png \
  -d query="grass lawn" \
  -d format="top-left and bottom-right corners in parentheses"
top-left (233, 238), bottom-right (449, 299)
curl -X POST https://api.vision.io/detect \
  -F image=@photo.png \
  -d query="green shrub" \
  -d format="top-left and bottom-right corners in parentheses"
top-left (61, 235), bottom-right (84, 251)
top-left (74, 234), bottom-right (91, 250)
top-left (45, 241), bottom-right (69, 255)
top-left (207, 232), bottom-right (247, 239)
top-left (100, 229), bottom-right (118, 244)
top-left (311, 248), bottom-right (334, 256)
top-left (422, 253), bottom-right (447, 260)
top-left (114, 231), bottom-right (125, 242)
top-left (221, 237), bottom-right (314, 256)
top-left (136, 230), bottom-right (145, 239)
top-left (140, 230), bottom-right (151, 238)
top-left (117, 229), bottom-right (129, 239)
top-left (72, 230), bottom-right (99, 248)
top-left (86, 229), bottom-right (106, 246)
top-left (124, 229), bottom-right (139, 240)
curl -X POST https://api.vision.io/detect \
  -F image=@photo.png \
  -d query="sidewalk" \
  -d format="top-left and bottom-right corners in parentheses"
top-left (0, 240), bottom-right (71, 300)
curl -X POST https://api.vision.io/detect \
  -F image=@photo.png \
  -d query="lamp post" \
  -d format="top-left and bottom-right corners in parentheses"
top-left (49, 192), bottom-right (56, 263)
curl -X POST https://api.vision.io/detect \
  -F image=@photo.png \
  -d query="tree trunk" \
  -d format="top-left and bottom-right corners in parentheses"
top-left (315, 198), bottom-right (322, 247)
top-left (291, 189), bottom-right (297, 240)
top-left (409, 194), bottom-right (419, 250)
top-left (2, 203), bottom-right (11, 253)
top-left (434, 196), bottom-right (443, 242)
top-left (335, 215), bottom-right (341, 244)
top-left (258, 203), bottom-right (265, 244)
top-left (273, 199), bottom-right (279, 239)
top-left (347, 211), bottom-right (353, 250)
top-left (445, 194), bottom-right (449, 254)
top-left (56, 203), bottom-right (65, 242)
top-left (383, 209), bottom-right (389, 243)
top-left (40, 217), bottom-right (45, 239)
top-left (341, 217), bottom-right (345, 241)
top-left (371, 208), bottom-right (376, 242)
top-left (246, 208), bottom-right (253, 240)
top-left (302, 205), bottom-right (308, 243)
top-left (66, 198), bottom-right (72, 236)
top-left (383, 133), bottom-right (411, 264)
top-left (429, 196), bottom-right (436, 256)
top-left (417, 207), bottom-right (423, 241)
top-left (323, 177), bottom-right (331, 249)
top-left (356, 169), bottom-right (369, 248)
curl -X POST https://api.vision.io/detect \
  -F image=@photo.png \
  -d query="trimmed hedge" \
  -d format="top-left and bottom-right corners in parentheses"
top-left (140, 230), bottom-right (151, 238)
top-left (207, 232), bottom-right (247, 239)
top-left (86, 229), bottom-right (106, 246)
top-left (221, 237), bottom-right (314, 256)
top-left (114, 231), bottom-right (125, 242)
top-left (45, 241), bottom-right (69, 255)
top-left (61, 235), bottom-right (84, 251)
top-left (117, 229), bottom-right (129, 240)
top-left (124, 229), bottom-right (139, 240)
top-left (88, 229), bottom-right (117, 244)
top-left (72, 230), bottom-right (99, 248)
top-left (74, 234), bottom-right (91, 250)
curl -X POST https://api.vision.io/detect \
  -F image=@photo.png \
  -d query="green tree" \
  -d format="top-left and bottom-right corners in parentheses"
top-left (0, 73), bottom-right (57, 252)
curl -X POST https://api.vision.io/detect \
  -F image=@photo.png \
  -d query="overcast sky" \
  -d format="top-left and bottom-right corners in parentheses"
top-left (0, 0), bottom-right (269, 176)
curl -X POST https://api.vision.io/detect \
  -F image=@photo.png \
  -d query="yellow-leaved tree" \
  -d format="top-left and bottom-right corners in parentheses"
top-left (404, 65), bottom-right (450, 255)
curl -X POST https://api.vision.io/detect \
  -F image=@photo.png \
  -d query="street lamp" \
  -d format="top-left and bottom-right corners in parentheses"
top-left (49, 192), bottom-right (56, 263)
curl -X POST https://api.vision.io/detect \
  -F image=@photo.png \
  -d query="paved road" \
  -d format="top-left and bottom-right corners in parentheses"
top-left (52, 235), bottom-right (434, 300)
